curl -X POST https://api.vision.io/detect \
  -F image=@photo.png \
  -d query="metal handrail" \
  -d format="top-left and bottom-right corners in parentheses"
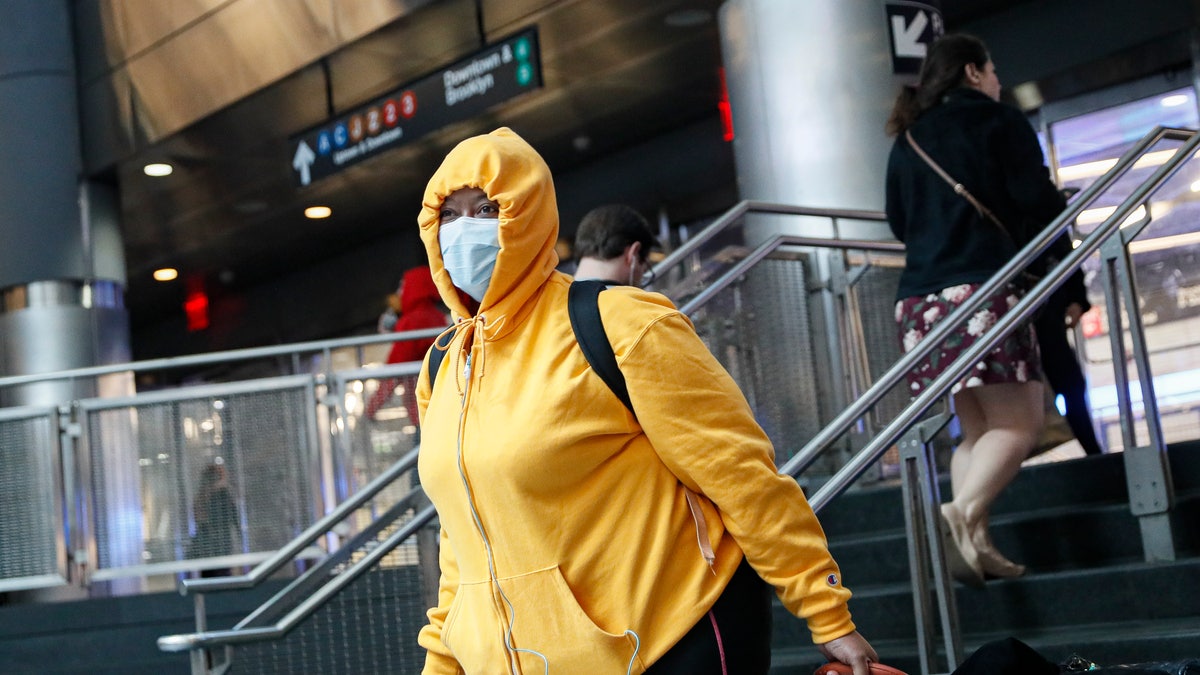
top-left (778, 125), bottom-right (1196, 479)
top-left (158, 504), bottom-right (437, 652)
top-left (804, 125), bottom-right (1199, 511)
top-left (4, 201), bottom-right (878, 392)
top-left (178, 446), bottom-right (420, 595)
top-left (233, 488), bottom-right (428, 630)
top-left (0, 327), bottom-right (444, 389)
top-left (678, 233), bottom-right (902, 316)
top-left (152, 127), bottom-right (1198, 660)
top-left (153, 203), bottom-right (902, 658)
top-left (649, 199), bottom-right (889, 277)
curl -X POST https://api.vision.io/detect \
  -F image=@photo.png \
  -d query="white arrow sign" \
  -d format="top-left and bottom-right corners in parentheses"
top-left (891, 10), bottom-right (929, 59)
top-left (293, 140), bottom-right (316, 186)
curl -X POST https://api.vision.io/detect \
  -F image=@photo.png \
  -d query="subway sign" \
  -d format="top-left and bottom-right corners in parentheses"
top-left (291, 27), bottom-right (542, 187)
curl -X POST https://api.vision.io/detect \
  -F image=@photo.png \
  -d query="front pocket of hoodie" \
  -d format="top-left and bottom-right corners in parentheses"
top-left (442, 565), bottom-right (641, 674)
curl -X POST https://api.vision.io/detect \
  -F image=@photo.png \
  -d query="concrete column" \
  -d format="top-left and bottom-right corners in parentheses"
top-left (0, 2), bottom-right (131, 394)
top-left (717, 0), bottom-right (941, 464)
top-left (0, 1), bottom-right (138, 597)
top-left (719, 0), bottom-right (941, 241)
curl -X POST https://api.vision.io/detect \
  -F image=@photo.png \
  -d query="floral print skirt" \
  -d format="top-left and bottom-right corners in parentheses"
top-left (895, 283), bottom-right (1042, 397)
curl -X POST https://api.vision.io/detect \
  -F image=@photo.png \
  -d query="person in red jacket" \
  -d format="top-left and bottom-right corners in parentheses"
top-left (365, 265), bottom-right (450, 422)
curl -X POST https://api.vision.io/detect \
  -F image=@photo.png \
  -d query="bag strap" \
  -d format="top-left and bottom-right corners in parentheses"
top-left (568, 280), bottom-right (633, 413)
top-left (426, 328), bottom-right (454, 390)
top-left (568, 280), bottom-right (714, 569)
top-left (424, 281), bottom-right (633, 413)
top-left (424, 280), bottom-right (715, 570)
top-left (904, 129), bottom-right (1017, 246)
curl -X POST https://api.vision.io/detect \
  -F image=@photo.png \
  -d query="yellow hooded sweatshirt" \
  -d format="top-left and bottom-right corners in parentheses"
top-left (415, 128), bottom-right (855, 674)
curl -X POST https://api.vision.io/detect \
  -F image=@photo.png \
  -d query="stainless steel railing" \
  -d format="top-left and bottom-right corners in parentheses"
top-left (0, 328), bottom-right (445, 391)
top-left (151, 203), bottom-right (905, 671)
top-left (790, 126), bottom-right (1194, 538)
top-left (151, 128), bottom-right (1200, 667)
top-left (7, 127), bottom-right (1196, 672)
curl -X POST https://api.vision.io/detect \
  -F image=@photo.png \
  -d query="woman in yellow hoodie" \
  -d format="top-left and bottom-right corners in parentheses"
top-left (414, 128), bottom-right (876, 675)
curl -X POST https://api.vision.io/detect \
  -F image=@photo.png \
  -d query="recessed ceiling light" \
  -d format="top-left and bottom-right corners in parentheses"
top-left (1161, 94), bottom-right (1189, 108)
top-left (144, 163), bottom-right (173, 177)
top-left (153, 268), bottom-right (178, 281)
top-left (305, 205), bottom-right (332, 219)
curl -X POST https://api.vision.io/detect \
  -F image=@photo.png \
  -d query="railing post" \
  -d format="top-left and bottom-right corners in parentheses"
top-left (191, 592), bottom-right (210, 675)
top-left (816, 250), bottom-right (851, 421)
top-left (1100, 234), bottom-right (1177, 562)
top-left (898, 411), bottom-right (960, 675)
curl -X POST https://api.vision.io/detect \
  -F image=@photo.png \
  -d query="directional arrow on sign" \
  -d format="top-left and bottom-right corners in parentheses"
top-left (891, 10), bottom-right (929, 59)
top-left (293, 141), bottom-right (316, 186)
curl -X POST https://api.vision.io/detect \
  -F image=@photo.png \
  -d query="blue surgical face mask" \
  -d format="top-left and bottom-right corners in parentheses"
top-left (439, 215), bottom-right (500, 303)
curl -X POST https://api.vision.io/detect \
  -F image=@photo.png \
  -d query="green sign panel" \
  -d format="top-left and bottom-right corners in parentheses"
top-left (292, 28), bottom-right (542, 186)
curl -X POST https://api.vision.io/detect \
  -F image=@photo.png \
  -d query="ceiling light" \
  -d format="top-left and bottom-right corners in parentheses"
top-left (305, 205), bottom-right (332, 219)
top-left (153, 268), bottom-right (178, 281)
top-left (1161, 94), bottom-right (1189, 108)
top-left (143, 163), bottom-right (173, 177)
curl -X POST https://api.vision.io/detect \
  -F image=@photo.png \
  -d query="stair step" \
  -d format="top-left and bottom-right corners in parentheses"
top-left (828, 491), bottom-right (1200, 586)
top-left (770, 557), bottom-right (1200, 646)
top-left (816, 441), bottom-right (1200, 538)
top-left (769, 616), bottom-right (1200, 674)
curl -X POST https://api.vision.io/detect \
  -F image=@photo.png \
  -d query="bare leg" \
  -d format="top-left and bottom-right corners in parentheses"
top-left (949, 381), bottom-right (1043, 576)
top-left (950, 381), bottom-right (1043, 527)
top-left (949, 389), bottom-right (985, 500)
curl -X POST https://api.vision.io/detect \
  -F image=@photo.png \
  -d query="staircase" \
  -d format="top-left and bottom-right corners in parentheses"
top-left (769, 440), bottom-right (1200, 673)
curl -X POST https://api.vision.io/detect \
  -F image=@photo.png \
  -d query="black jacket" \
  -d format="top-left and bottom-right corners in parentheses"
top-left (886, 88), bottom-right (1087, 310)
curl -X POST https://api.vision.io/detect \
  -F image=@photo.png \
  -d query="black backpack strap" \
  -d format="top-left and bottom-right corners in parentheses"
top-left (569, 280), bottom-right (633, 414)
top-left (426, 329), bottom-right (455, 389)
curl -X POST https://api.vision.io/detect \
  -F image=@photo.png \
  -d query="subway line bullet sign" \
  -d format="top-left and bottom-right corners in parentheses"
top-left (291, 28), bottom-right (541, 187)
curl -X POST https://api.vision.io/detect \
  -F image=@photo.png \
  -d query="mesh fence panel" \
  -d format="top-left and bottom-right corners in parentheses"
top-left (852, 264), bottom-right (908, 425)
top-left (0, 409), bottom-right (62, 583)
top-left (84, 381), bottom-right (320, 575)
top-left (229, 516), bottom-right (434, 675)
top-left (691, 256), bottom-right (822, 467)
top-left (342, 371), bottom-right (421, 508)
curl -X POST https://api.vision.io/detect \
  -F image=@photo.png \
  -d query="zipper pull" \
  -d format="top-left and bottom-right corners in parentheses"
top-left (463, 353), bottom-right (472, 381)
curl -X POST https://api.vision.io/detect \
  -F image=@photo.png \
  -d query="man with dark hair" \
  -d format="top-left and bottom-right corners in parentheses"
top-left (572, 204), bottom-right (659, 287)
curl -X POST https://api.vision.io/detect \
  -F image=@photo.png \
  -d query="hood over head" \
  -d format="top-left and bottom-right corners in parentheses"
top-left (418, 128), bottom-right (559, 327)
